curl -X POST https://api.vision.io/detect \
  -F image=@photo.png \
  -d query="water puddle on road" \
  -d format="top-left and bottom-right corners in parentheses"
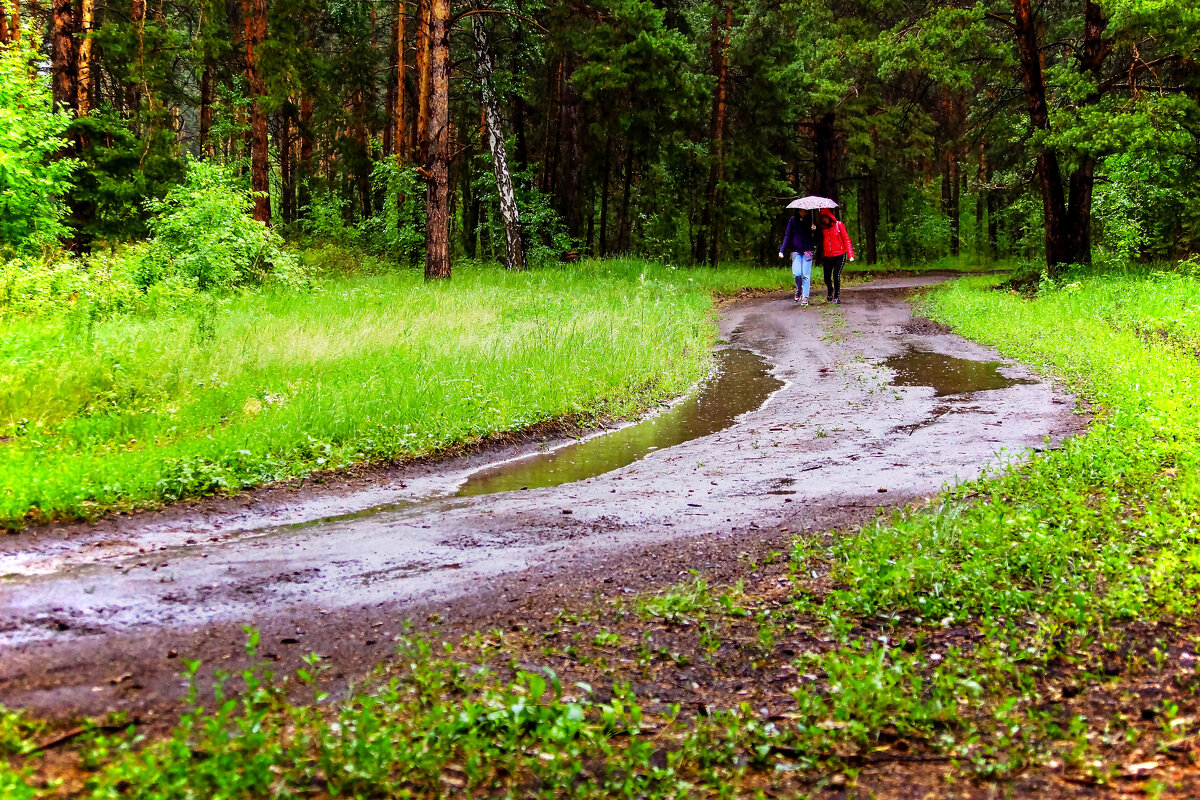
top-left (884, 348), bottom-right (1034, 397)
top-left (458, 348), bottom-right (783, 496)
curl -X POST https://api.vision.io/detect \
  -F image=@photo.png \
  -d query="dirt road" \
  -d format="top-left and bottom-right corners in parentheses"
top-left (0, 276), bottom-right (1085, 722)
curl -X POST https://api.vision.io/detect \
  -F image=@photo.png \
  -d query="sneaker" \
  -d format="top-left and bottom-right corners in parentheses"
top-left (833, 297), bottom-right (841, 305)
top-left (794, 292), bottom-right (800, 302)
top-left (801, 297), bottom-right (809, 307)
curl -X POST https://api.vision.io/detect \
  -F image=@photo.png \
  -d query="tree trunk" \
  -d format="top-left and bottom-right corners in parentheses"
top-left (512, 95), bottom-right (528, 170)
top-left (199, 62), bottom-right (214, 156)
top-left (281, 107), bottom-right (294, 224)
top-left (131, 0), bottom-right (145, 111)
top-left (422, 0), bottom-right (450, 279)
top-left (242, 0), bottom-right (270, 223)
top-left (812, 112), bottom-right (838, 201)
top-left (393, 0), bottom-right (407, 160)
top-left (415, 0), bottom-right (430, 161)
top-left (0, 0), bottom-right (14, 44)
top-left (950, 155), bottom-right (961, 257)
top-left (1011, 0), bottom-right (1070, 271)
top-left (383, 6), bottom-right (398, 158)
top-left (51, 0), bottom-right (77, 116)
top-left (699, 2), bottom-right (731, 267)
top-left (1064, 1), bottom-right (1111, 265)
top-left (599, 133), bottom-right (611, 256)
top-left (540, 58), bottom-right (562, 195)
top-left (76, 0), bottom-right (93, 115)
top-left (557, 54), bottom-right (582, 238)
top-left (298, 97), bottom-right (314, 215)
top-left (618, 139), bottom-right (633, 253)
top-left (473, 14), bottom-right (525, 270)
top-left (859, 173), bottom-right (879, 264)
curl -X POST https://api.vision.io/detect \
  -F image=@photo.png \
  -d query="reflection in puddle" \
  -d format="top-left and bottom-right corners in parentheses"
top-left (884, 348), bottom-right (1034, 397)
top-left (458, 349), bottom-right (783, 496)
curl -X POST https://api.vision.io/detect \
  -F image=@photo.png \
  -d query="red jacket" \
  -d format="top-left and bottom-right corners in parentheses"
top-left (818, 211), bottom-right (855, 259)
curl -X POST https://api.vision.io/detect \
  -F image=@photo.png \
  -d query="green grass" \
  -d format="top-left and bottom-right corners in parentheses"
top-left (0, 258), bottom-right (791, 528)
top-left (7, 262), bottom-right (1200, 797)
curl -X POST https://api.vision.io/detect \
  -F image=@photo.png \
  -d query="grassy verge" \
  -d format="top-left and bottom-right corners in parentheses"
top-left (0, 258), bottom-right (791, 529)
top-left (6, 263), bottom-right (1200, 797)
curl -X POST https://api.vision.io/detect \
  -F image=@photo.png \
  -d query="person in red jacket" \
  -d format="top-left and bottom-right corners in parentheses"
top-left (816, 209), bottom-right (855, 304)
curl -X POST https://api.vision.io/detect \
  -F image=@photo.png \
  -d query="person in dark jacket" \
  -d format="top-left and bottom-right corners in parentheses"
top-left (816, 209), bottom-right (855, 304)
top-left (778, 209), bottom-right (818, 306)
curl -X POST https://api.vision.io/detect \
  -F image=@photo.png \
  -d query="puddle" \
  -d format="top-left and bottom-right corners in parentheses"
top-left (883, 348), bottom-right (1035, 397)
top-left (458, 348), bottom-right (783, 496)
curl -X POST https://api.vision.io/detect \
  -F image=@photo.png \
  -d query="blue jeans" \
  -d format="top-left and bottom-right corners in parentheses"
top-left (791, 251), bottom-right (814, 299)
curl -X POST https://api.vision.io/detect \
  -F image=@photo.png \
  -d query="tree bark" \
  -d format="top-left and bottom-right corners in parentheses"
top-left (540, 58), bottom-right (562, 195)
top-left (1011, 0), bottom-right (1070, 271)
top-left (298, 97), bottom-right (314, 215)
top-left (423, 0), bottom-right (450, 279)
top-left (1064, 1), bottom-right (1111, 265)
top-left (391, 0), bottom-right (407, 160)
top-left (281, 107), bottom-right (294, 224)
top-left (415, 0), bottom-right (430, 161)
top-left (51, 0), bottom-right (77, 116)
top-left (473, 14), bottom-right (525, 270)
top-left (131, 0), bottom-right (145, 111)
top-left (859, 173), bottom-right (879, 264)
top-left (74, 0), bottom-right (94, 116)
top-left (950, 155), bottom-right (961, 257)
top-left (557, 53), bottom-right (581, 238)
top-left (0, 0), bottom-right (14, 44)
top-left (812, 112), bottom-right (838, 202)
top-left (242, 0), bottom-right (270, 223)
top-left (383, 6), bottom-right (398, 158)
top-left (199, 62), bottom-right (214, 156)
top-left (599, 133), bottom-right (611, 256)
top-left (618, 138), bottom-right (633, 253)
top-left (698, 2), bottom-right (731, 267)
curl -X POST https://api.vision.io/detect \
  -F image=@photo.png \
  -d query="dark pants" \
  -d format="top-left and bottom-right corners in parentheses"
top-left (822, 255), bottom-right (846, 299)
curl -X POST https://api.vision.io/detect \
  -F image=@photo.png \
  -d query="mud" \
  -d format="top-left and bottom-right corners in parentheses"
top-left (459, 348), bottom-right (783, 496)
top-left (0, 276), bottom-right (1088, 722)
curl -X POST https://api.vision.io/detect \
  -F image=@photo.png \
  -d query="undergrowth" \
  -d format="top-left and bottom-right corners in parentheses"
top-left (0, 258), bottom-right (790, 528)
top-left (5, 264), bottom-right (1200, 797)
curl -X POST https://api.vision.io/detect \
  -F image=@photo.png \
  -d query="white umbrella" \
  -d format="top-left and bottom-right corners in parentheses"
top-left (786, 196), bottom-right (838, 210)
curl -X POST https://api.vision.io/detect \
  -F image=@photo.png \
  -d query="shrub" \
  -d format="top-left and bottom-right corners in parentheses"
top-left (140, 158), bottom-right (306, 290)
top-left (0, 38), bottom-right (76, 253)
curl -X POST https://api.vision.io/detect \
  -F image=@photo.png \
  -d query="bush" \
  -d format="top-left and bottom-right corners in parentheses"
top-left (140, 158), bottom-right (306, 290)
top-left (0, 38), bottom-right (76, 253)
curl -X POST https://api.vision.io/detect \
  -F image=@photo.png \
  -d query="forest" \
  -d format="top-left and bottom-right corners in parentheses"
top-left (2, 0), bottom-right (1197, 281)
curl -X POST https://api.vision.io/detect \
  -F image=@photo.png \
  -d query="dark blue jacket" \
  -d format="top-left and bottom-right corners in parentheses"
top-left (779, 216), bottom-right (816, 256)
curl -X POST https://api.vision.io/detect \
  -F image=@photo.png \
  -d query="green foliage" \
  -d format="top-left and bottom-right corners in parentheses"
top-left (139, 158), bottom-right (304, 290)
top-left (473, 166), bottom-right (572, 266)
top-left (359, 159), bottom-right (425, 259)
top-left (0, 39), bottom-right (76, 253)
top-left (71, 106), bottom-right (185, 242)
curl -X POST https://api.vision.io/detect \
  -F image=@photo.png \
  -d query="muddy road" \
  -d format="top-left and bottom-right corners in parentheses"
top-left (0, 276), bottom-right (1085, 721)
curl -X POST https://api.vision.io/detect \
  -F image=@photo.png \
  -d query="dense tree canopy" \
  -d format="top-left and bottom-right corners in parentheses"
top-left (2, 0), bottom-right (1197, 275)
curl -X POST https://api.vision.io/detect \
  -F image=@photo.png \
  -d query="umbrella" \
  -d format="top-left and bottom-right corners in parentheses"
top-left (786, 196), bottom-right (838, 210)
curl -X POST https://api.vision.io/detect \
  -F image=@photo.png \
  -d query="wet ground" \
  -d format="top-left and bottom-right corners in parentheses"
top-left (0, 276), bottom-right (1087, 722)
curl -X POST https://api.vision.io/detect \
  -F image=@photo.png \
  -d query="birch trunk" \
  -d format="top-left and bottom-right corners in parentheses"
top-left (472, 15), bottom-right (525, 270)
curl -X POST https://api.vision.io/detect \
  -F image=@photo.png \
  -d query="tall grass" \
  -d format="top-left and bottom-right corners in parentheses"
top-left (0, 259), bottom-right (790, 527)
